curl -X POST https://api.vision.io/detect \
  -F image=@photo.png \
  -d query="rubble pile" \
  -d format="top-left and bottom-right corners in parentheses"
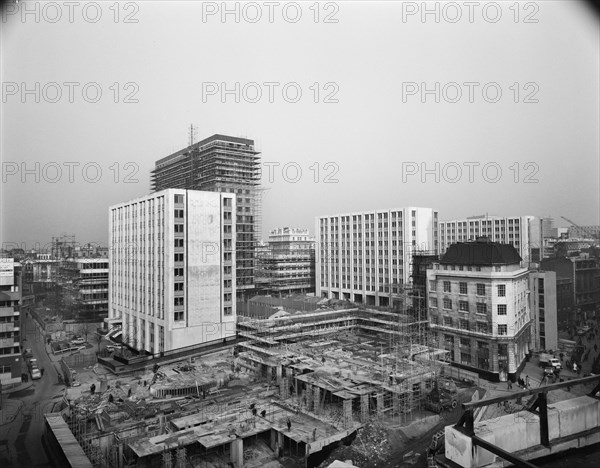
top-left (319, 422), bottom-right (393, 468)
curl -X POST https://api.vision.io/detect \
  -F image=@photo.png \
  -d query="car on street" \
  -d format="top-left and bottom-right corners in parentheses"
top-left (31, 368), bottom-right (42, 380)
top-left (23, 348), bottom-right (33, 358)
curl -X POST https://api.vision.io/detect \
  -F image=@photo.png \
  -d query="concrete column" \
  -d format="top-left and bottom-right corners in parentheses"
top-left (231, 438), bottom-right (243, 468)
top-left (392, 393), bottom-right (399, 415)
top-left (306, 384), bottom-right (313, 410)
top-left (270, 429), bottom-right (277, 450)
top-left (276, 365), bottom-right (282, 383)
top-left (360, 394), bottom-right (369, 422)
top-left (376, 393), bottom-right (384, 418)
top-left (343, 399), bottom-right (352, 428)
top-left (491, 342), bottom-right (499, 373)
top-left (508, 342), bottom-right (517, 374)
top-left (313, 386), bottom-right (321, 414)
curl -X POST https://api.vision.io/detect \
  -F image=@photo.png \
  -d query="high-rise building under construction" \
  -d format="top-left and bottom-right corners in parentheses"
top-left (151, 134), bottom-right (261, 298)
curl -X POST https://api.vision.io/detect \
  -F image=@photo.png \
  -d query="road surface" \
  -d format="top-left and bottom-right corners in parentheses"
top-left (0, 310), bottom-right (65, 468)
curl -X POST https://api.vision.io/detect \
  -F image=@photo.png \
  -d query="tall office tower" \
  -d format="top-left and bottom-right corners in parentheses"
top-left (151, 134), bottom-right (260, 299)
top-left (438, 215), bottom-right (542, 266)
top-left (316, 207), bottom-right (439, 307)
top-left (108, 189), bottom-right (236, 353)
top-left (0, 258), bottom-right (22, 386)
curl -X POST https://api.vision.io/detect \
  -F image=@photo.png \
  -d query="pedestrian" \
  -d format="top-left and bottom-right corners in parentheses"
top-left (128, 388), bottom-right (132, 397)
top-left (287, 417), bottom-right (292, 431)
top-left (90, 383), bottom-right (96, 395)
top-left (313, 428), bottom-right (317, 441)
top-left (507, 380), bottom-right (512, 390)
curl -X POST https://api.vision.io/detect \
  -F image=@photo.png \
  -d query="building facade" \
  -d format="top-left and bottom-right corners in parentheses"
top-left (256, 227), bottom-right (316, 296)
top-left (438, 215), bottom-right (542, 266)
top-left (108, 189), bottom-right (236, 354)
top-left (541, 254), bottom-right (600, 326)
top-left (0, 259), bottom-right (22, 386)
top-left (567, 225), bottom-right (600, 240)
top-left (427, 241), bottom-right (531, 382)
top-left (151, 134), bottom-right (260, 299)
top-left (316, 207), bottom-right (439, 307)
top-left (61, 259), bottom-right (109, 321)
top-left (528, 271), bottom-right (558, 352)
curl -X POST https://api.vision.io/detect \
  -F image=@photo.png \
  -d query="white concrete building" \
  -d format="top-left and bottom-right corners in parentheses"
top-left (316, 207), bottom-right (438, 307)
top-left (427, 240), bottom-right (531, 382)
top-left (108, 189), bottom-right (236, 354)
top-left (439, 215), bottom-right (543, 266)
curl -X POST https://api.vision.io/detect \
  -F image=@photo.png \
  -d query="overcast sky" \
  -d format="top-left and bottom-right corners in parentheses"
top-left (1, 0), bottom-right (598, 248)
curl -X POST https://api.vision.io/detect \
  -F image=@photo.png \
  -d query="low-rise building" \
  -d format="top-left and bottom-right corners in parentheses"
top-left (427, 239), bottom-right (531, 382)
top-left (61, 258), bottom-right (109, 321)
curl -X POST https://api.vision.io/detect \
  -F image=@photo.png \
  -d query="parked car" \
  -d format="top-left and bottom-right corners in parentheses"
top-left (23, 348), bottom-right (33, 358)
top-left (71, 337), bottom-right (85, 345)
top-left (31, 368), bottom-right (42, 380)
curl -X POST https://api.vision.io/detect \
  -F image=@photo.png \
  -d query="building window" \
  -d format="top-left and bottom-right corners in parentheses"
top-left (459, 319), bottom-right (469, 330)
top-left (430, 297), bottom-right (438, 308)
top-left (459, 282), bottom-right (467, 294)
top-left (497, 284), bottom-right (506, 297)
top-left (174, 253), bottom-right (184, 262)
top-left (443, 281), bottom-right (451, 292)
top-left (459, 301), bottom-right (469, 312)
top-left (476, 303), bottom-right (487, 314)
top-left (498, 324), bottom-right (507, 335)
top-left (174, 209), bottom-right (184, 218)
top-left (174, 194), bottom-right (184, 203)
top-left (224, 306), bottom-right (233, 316)
top-left (174, 224), bottom-right (184, 233)
top-left (174, 268), bottom-right (184, 277)
top-left (476, 283), bottom-right (486, 296)
top-left (174, 297), bottom-right (184, 306)
top-left (224, 293), bottom-right (232, 302)
top-left (174, 311), bottom-right (184, 321)
top-left (174, 282), bottom-right (184, 291)
top-left (477, 322), bottom-right (488, 334)
top-left (443, 316), bottom-right (453, 327)
top-left (497, 304), bottom-right (507, 315)
top-left (174, 238), bottom-right (184, 248)
top-left (443, 298), bottom-right (452, 310)
top-left (461, 353), bottom-right (471, 365)
top-left (429, 280), bottom-right (437, 291)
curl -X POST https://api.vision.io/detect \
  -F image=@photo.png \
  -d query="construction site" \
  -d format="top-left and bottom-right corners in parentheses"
top-left (43, 288), bottom-right (472, 468)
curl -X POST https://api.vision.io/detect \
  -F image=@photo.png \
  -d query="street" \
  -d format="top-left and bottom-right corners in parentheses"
top-left (0, 309), bottom-right (66, 468)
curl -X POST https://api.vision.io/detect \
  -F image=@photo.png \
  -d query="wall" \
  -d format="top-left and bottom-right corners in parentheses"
top-left (445, 395), bottom-right (600, 467)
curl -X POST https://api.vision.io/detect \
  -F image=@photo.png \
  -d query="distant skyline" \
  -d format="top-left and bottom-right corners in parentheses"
top-left (1, 1), bottom-right (598, 246)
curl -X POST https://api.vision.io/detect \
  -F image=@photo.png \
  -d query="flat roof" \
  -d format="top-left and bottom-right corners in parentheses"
top-left (45, 414), bottom-right (94, 468)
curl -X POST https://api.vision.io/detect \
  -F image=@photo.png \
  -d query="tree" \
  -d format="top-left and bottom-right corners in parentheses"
top-left (80, 322), bottom-right (92, 342)
top-left (94, 331), bottom-right (103, 352)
